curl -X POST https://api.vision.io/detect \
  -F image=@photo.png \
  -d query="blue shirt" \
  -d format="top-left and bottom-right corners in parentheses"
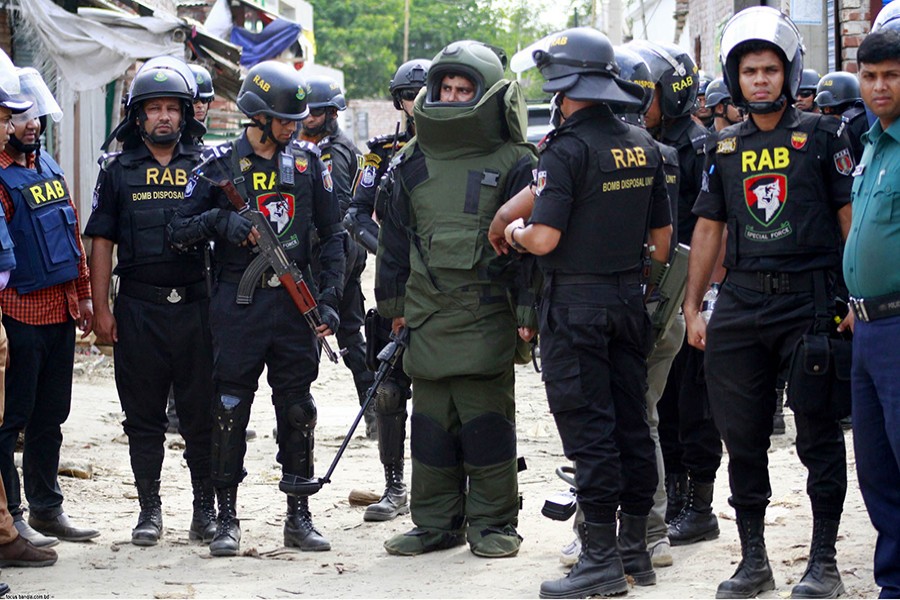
top-left (843, 119), bottom-right (900, 298)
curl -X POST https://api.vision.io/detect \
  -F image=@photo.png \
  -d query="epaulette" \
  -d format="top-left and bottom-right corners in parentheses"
top-left (97, 151), bottom-right (122, 171)
top-left (815, 114), bottom-right (844, 137)
top-left (690, 130), bottom-right (711, 155)
top-left (291, 139), bottom-right (322, 157)
top-left (367, 133), bottom-right (399, 152)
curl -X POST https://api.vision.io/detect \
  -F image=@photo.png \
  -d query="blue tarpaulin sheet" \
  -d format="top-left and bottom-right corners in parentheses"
top-left (231, 18), bottom-right (301, 66)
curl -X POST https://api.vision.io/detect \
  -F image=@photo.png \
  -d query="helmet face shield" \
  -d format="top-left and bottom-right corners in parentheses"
top-left (424, 40), bottom-right (503, 107)
top-left (13, 68), bottom-right (62, 124)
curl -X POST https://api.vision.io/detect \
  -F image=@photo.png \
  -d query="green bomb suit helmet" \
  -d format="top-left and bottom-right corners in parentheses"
top-left (814, 71), bottom-right (861, 109)
top-left (535, 28), bottom-right (645, 111)
top-left (720, 6), bottom-right (805, 112)
top-left (237, 61), bottom-right (309, 121)
top-left (424, 40), bottom-right (505, 107)
top-left (627, 39), bottom-right (699, 119)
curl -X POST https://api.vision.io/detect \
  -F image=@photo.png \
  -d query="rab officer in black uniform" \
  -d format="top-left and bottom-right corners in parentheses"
top-left (685, 8), bottom-right (852, 598)
top-left (86, 59), bottom-right (214, 547)
top-left (503, 28), bottom-right (672, 599)
top-left (344, 58), bottom-right (429, 522)
top-left (169, 60), bottom-right (344, 557)
top-left (298, 76), bottom-right (375, 436)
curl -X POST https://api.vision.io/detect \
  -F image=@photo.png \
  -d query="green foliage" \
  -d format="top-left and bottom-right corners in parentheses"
top-left (308, 0), bottom-right (557, 100)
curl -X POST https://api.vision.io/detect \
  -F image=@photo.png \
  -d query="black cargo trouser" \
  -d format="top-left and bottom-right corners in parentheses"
top-left (539, 280), bottom-right (658, 523)
top-left (704, 281), bottom-right (846, 520)
top-left (114, 292), bottom-right (214, 481)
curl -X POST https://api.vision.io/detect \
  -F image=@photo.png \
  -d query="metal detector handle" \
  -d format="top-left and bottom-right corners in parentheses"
top-left (318, 328), bottom-right (410, 486)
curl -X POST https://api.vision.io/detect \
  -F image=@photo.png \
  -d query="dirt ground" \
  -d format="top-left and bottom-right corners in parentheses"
top-left (4, 268), bottom-right (880, 599)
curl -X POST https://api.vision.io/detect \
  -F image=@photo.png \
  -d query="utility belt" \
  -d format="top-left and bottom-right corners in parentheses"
top-left (849, 291), bottom-right (900, 323)
top-left (218, 269), bottom-right (283, 290)
top-left (548, 271), bottom-right (644, 286)
top-left (727, 270), bottom-right (815, 294)
top-left (118, 279), bottom-right (208, 305)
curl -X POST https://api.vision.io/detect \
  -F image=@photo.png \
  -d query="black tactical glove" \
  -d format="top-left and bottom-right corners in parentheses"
top-left (318, 304), bottom-right (340, 334)
top-left (208, 209), bottom-right (253, 245)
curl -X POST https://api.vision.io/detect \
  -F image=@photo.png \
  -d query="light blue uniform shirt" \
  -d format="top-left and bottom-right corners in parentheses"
top-left (843, 119), bottom-right (900, 298)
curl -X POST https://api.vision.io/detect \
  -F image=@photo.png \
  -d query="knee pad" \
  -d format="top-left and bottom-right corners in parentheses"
top-left (286, 394), bottom-right (317, 432)
top-left (411, 413), bottom-right (459, 468)
top-left (374, 380), bottom-right (408, 415)
top-left (460, 412), bottom-right (516, 467)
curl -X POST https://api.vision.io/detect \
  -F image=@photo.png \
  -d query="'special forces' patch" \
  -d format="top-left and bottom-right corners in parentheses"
top-left (717, 137), bottom-right (737, 154)
top-left (833, 148), bottom-right (854, 176)
top-left (745, 173), bottom-right (787, 227)
top-left (535, 170), bottom-right (547, 195)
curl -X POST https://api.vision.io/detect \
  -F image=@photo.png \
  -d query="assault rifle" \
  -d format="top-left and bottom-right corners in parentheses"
top-left (281, 327), bottom-right (410, 496)
top-left (192, 150), bottom-right (342, 364)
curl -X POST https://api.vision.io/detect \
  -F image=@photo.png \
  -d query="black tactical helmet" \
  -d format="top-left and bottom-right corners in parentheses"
top-left (127, 66), bottom-right (194, 110)
top-left (425, 40), bottom-right (505, 106)
top-left (873, 0), bottom-right (900, 32)
top-left (814, 71), bottom-right (862, 109)
top-left (799, 68), bottom-right (821, 93)
top-left (698, 73), bottom-right (713, 96)
top-left (390, 59), bottom-right (430, 109)
top-left (720, 6), bottom-right (804, 110)
top-left (305, 76), bottom-right (347, 111)
top-left (189, 64), bottom-right (215, 102)
top-left (612, 45), bottom-right (655, 117)
top-left (704, 77), bottom-right (731, 109)
top-left (534, 28), bottom-right (644, 109)
top-left (237, 60), bottom-right (309, 120)
top-left (627, 39), bottom-right (699, 119)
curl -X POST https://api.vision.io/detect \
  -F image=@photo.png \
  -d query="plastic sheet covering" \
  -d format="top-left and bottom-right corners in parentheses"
top-left (230, 18), bottom-right (302, 67)
top-left (13, 0), bottom-right (184, 92)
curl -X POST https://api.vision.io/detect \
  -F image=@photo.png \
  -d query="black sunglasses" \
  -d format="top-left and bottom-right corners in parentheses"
top-left (396, 89), bottom-right (420, 101)
top-left (307, 107), bottom-right (327, 117)
top-left (797, 90), bottom-right (815, 98)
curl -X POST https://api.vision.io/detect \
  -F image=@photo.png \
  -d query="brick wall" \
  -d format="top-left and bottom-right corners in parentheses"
top-left (686, 0), bottom-right (733, 75)
top-left (840, 0), bottom-right (872, 72)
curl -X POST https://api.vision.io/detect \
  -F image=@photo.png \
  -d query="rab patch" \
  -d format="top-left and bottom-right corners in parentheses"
top-left (535, 170), bottom-right (547, 195)
top-left (295, 157), bottom-right (308, 173)
top-left (322, 170), bottom-right (333, 193)
top-left (257, 192), bottom-right (295, 236)
top-left (745, 173), bottom-right (787, 227)
top-left (833, 148), bottom-right (854, 176)
top-left (717, 137), bottom-right (737, 154)
top-left (791, 131), bottom-right (808, 150)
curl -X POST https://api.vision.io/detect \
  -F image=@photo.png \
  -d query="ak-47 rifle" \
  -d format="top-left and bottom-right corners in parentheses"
top-left (192, 150), bottom-right (342, 364)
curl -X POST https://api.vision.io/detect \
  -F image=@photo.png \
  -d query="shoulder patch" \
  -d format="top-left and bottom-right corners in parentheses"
top-left (691, 132), bottom-right (710, 155)
top-left (716, 137), bottom-right (737, 155)
top-left (291, 139), bottom-right (321, 157)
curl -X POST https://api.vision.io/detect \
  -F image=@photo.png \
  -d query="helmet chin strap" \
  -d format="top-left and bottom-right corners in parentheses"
top-left (302, 114), bottom-right (336, 139)
top-left (745, 94), bottom-right (787, 115)
top-left (249, 115), bottom-right (275, 145)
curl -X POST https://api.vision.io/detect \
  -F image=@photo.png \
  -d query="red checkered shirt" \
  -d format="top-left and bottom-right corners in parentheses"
top-left (0, 151), bottom-right (91, 325)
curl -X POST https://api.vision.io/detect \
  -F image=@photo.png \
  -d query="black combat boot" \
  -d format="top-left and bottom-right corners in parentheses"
top-left (539, 521), bottom-right (627, 599)
top-left (773, 386), bottom-right (786, 435)
top-left (790, 519), bottom-right (844, 599)
top-left (284, 496), bottom-right (331, 551)
top-left (131, 479), bottom-right (163, 546)
top-left (665, 473), bottom-right (688, 523)
top-left (617, 513), bottom-right (656, 586)
top-left (364, 463), bottom-right (409, 522)
top-left (209, 487), bottom-right (240, 557)
top-left (668, 479), bottom-right (720, 545)
top-left (189, 479), bottom-right (217, 543)
top-left (716, 516), bottom-right (775, 599)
